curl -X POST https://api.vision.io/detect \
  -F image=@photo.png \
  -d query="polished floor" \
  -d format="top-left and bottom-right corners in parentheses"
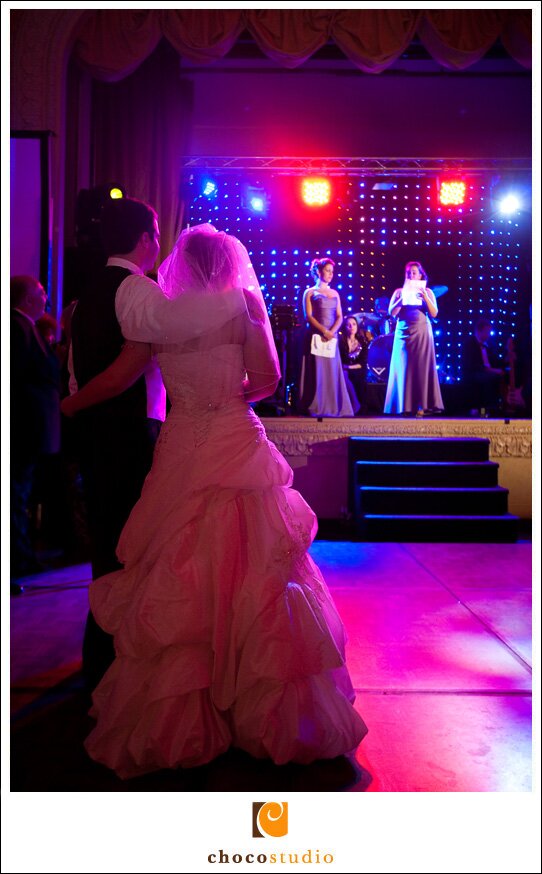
top-left (10, 538), bottom-right (532, 792)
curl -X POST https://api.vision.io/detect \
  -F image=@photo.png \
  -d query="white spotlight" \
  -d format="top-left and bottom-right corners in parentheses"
top-left (499, 194), bottom-right (521, 214)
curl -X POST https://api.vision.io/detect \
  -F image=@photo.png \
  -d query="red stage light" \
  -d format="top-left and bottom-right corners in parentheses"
top-left (439, 180), bottom-right (466, 206)
top-left (301, 177), bottom-right (332, 206)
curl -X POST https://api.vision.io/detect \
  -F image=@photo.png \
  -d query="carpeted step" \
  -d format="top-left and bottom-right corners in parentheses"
top-left (349, 436), bottom-right (490, 463)
top-left (354, 461), bottom-right (500, 488)
top-left (356, 485), bottom-right (510, 516)
top-left (356, 513), bottom-right (520, 543)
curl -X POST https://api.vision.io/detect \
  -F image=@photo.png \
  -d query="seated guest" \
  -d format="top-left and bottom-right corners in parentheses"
top-left (462, 319), bottom-right (505, 416)
top-left (339, 316), bottom-right (371, 415)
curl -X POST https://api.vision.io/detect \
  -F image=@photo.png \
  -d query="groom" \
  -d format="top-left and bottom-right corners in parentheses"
top-left (70, 197), bottom-right (166, 690)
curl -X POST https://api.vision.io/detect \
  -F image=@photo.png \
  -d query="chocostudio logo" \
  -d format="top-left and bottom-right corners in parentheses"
top-left (252, 802), bottom-right (288, 838)
top-left (206, 802), bottom-right (335, 865)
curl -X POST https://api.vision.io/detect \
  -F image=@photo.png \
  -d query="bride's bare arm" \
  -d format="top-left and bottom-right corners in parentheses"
top-left (61, 342), bottom-right (152, 417)
top-left (242, 295), bottom-right (280, 403)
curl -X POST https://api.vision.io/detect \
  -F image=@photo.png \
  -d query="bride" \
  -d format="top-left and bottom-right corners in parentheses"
top-left (62, 223), bottom-right (367, 779)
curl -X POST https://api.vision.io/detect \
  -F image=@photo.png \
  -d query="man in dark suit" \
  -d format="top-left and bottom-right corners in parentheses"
top-left (10, 276), bottom-right (61, 592)
top-left (69, 197), bottom-right (165, 690)
top-left (462, 318), bottom-right (505, 415)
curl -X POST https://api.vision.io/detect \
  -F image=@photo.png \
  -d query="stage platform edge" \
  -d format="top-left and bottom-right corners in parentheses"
top-left (261, 417), bottom-right (532, 521)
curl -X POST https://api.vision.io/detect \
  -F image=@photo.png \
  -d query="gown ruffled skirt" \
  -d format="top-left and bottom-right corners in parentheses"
top-left (85, 397), bottom-right (367, 778)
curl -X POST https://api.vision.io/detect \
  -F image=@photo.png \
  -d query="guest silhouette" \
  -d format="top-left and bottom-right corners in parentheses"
top-left (10, 276), bottom-right (60, 591)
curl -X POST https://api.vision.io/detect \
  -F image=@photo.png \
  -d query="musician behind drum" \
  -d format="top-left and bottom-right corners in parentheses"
top-left (373, 297), bottom-right (395, 336)
top-left (461, 318), bottom-right (506, 416)
top-left (339, 315), bottom-right (372, 415)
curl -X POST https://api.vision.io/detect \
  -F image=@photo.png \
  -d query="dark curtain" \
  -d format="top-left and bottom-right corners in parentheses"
top-left (91, 40), bottom-right (189, 261)
top-left (73, 10), bottom-right (531, 79)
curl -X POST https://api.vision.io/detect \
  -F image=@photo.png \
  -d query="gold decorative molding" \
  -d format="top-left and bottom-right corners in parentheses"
top-left (262, 417), bottom-right (532, 459)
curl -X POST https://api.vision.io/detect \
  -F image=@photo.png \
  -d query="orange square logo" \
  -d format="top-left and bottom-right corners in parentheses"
top-left (252, 802), bottom-right (288, 838)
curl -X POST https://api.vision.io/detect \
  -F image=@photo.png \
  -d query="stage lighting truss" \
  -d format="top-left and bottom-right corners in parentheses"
top-left (180, 156), bottom-right (531, 177)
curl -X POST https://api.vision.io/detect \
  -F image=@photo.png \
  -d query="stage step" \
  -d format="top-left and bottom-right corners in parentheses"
top-left (348, 436), bottom-right (519, 542)
top-left (357, 486), bottom-right (509, 516)
top-left (358, 514), bottom-right (519, 543)
top-left (354, 461), bottom-right (500, 488)
top-left (349, 436), bottom-right (490, 462)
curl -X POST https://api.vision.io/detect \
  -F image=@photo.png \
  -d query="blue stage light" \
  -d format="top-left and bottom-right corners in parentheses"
top-left (202, 179), bottom-right (217, 197)
top-left (250, 196), bottom-right (265, 213)
top-left (244, 185), bottom-right (268, 215)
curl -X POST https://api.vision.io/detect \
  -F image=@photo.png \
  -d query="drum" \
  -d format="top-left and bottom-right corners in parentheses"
top-left (379, 316), bottom-right (396, 336)
top-left (367, 333), bottom-right (394, 383)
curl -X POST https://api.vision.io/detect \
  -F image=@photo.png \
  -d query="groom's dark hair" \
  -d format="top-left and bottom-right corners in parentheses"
top-left (100, 197), bottom-right (158, 256)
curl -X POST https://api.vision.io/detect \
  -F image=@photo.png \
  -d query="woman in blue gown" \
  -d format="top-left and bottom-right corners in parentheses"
top-left (384, 261), bottom-right (444, 416)
top-left (298, 258), bottom-right (356, 417)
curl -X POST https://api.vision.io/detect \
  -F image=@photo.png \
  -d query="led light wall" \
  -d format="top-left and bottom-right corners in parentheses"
top-left (187, 174), bottom-right (530, 383)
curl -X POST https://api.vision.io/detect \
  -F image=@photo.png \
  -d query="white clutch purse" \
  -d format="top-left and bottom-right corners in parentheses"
top-left (311, 334), bottom-right (337, 358)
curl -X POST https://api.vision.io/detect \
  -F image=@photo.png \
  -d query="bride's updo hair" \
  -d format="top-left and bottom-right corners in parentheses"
top-left (183, 226), bottom-right (238, 291)
top-left (310, 257), bottom-right (335, 283)
top-left (159, 223), bottom-right (243, 298)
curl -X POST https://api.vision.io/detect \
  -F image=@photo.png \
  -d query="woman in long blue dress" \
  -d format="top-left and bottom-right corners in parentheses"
top-left (298, 258), bottom-right (357, 417)
top-left (384, 261), bottom-right (444, 416)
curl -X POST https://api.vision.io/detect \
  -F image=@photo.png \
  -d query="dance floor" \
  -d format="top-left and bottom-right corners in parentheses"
top-left (10, 538), bottom-right (532, 792)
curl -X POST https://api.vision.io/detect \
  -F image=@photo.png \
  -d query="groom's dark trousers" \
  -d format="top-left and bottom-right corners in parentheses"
top-left (71, 266), bottom-right (160, 691)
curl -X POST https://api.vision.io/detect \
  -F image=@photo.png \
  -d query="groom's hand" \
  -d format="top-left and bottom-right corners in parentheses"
top-left (61, 395), bottom-right (79, 417)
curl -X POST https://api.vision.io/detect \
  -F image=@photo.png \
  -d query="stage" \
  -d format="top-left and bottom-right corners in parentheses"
top-left (261, 416), bottom-right (532, 521)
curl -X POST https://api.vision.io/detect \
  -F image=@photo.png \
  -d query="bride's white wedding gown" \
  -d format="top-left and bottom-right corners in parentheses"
top-left (84, 287), bottom-right (367, 778)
